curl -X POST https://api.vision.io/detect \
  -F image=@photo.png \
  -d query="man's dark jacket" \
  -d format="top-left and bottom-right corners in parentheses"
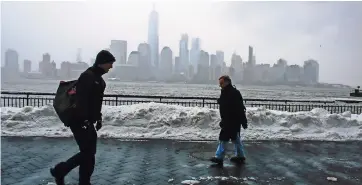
top-left (218, 84), bottom-right (247, 141)
top-left (74, 66), bottom-right (106, 124)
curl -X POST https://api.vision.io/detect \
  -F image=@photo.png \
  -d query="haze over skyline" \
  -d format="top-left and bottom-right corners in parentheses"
top-left (1, 1), bottom-right (362, 86)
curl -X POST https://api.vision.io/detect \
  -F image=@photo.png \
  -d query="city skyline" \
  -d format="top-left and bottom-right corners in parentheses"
top-left (2, 46), bottom-right (320, 86)
top-left (1, 1), bottom-right (362, 86)
top-left (0, 4), bottom-right (322, 71)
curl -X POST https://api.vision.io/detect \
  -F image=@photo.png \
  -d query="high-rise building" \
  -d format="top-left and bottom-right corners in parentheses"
top-left (210, 54), bottom-right (217, 68)
top-left (303, 59), bottom-right (319, 84)
top-left (60, 61), bottom-right (72, 79)
top-left (216, 51), bottom-right (224, 66)
top-left (286, 64), bottom-right (303, 82)
top-left (254, 64), bottom-right (271, 82)
top-left (179, 34), bottom-right (189, 73)
top-left (5, 49), bottom-right (19, 74)
top-left (43, 53), bottom-right (51, 63)
top-left (197, 50), bottom-right (209, 82)
top-left (174, 56), bottom-right (180, 74)
top-left (39, 53), bottom-right (52, 77)
top-left (51, 60), bottom-right (57, 78)
top-left (188, 65), bottom-right (194, 79)
top-left (277, 58), bottom-right (288, 67)
top-left (127, 51), bottom-right (140, 66)
top-left (110, 40), bottom-right (127, 65)
top-left (23, 60), bottom-right (32, 73)
top-left (221, 62), bottom-right (228, 75)
top-left (138, 43), bottom-right (151, 67)
top-left (209, 54), bottom-right (218, 81)
top-left (148, 5), bottom-right (159, 68)
top-left (231, 53), bottom-right (242, 69)
top-left (267, 58), bottom-right (288, 82)
top-left (215, 50), bottom-right (224, 80)
top-left (60, 61), bottom-right (89, 79)
top-left (243, 46), bottom-right (256, 83)
top-left (248, 46), bottom-right (254, 65)
top-left (137, 43), bottom-right (152, 80)
top-left (199, 50), bottom-right (209, 67)
top-left (120, 41), bottom-right (127, 64)
top-left (230, 53), bottom-right (243, 82)
top-left (190, 38), bottom-right (200, 74)
top-left (160, 46), bottom-right (173, 80)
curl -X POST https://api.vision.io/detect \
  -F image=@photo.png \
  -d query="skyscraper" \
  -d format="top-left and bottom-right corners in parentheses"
top-left (248, 46), bottom-right (254, 66)
top-left (190, 38), bottom-right (200, 74)
top-left (127, 51), bottom-right (140, 66)
top-left (231, 52), bottom-right (243, 81)
top-left (39, 53), bottom-right (51, 77)
top-left (216, 51), bottom-right (224, 66)
top-left (197, 50), bottom-right (209, 82)
top-left (303, 59), bottom-right (319, 84)
top-left (23, 60), bottom-right (32, 73)
top-left (160, 46), bottom-right (173, 79)
top-left (209, 54), bottom-right (218, 81)
top-left (138, 43), bottom-right (152, 80)
top-left (174, 56), bottom-right (181, 74)
top-left (138, 43), bottom-right (151, 68)
top-left (110, 40), bottom-right (127, 65)
top-left (5, 49), bottom-right (19, 73)
top-left (179, 34), bottom-right (189, 74)
top-left (148, 4), bottom-right (159, 68)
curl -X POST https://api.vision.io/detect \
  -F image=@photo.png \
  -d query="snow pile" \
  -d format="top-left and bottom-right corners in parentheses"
top-left (1, 103), bottom-right (362, 141)
top-left (181, 180), bottom-right (200, 185)
top-left (182, 176), bottom-right (259, 184)
top-left (327, 177), bottom-right (338, 182)
top-left (197, 176), bottom-right (257, 181)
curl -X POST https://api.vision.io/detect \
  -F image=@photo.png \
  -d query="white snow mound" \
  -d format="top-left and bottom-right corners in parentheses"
top-left (1, 103), bottom-right (362, 141)
top-left (181, 180), bottom-right (200, 185)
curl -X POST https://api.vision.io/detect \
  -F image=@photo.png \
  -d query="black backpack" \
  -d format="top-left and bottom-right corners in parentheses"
top-left (53, 70), bottom-right (95, 127)
top-left (53, 80), bottom-right (78, 127)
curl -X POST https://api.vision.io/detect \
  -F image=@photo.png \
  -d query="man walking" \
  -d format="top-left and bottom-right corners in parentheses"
top-left (50, 50), bottom-right (115, 185)
top-left (210, 75), bottom-right (248, 164)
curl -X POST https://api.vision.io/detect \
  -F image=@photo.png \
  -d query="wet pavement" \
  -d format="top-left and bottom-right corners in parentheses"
top-left (1, 136), bottom-right (362, 185)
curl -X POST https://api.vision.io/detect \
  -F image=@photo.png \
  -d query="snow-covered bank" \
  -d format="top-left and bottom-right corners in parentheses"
top-left (1, 103), bottom-right (362, 141)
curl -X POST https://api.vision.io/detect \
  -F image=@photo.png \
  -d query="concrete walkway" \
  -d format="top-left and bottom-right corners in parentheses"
top-left (1, 136), bottom-right (362, 185)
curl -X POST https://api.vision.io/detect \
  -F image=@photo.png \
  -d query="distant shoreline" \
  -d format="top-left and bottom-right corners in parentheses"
top-left (1, 77), bottom-right (353, 89)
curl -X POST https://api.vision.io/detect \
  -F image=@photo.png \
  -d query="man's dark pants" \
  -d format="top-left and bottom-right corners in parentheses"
top-left (53, 123), bottom-right (97, 185)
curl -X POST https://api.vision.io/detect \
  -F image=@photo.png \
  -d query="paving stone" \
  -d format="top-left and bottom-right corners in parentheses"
top-left (2, 137), bottom-right (362, 185)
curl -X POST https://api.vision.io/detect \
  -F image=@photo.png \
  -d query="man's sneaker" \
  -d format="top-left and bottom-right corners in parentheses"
top-left (50, 168), bottom-right (65, 185)
top-left (210, 157), bottom-right (223, 164)
top-left (230, 156), bottom-right (246, 163)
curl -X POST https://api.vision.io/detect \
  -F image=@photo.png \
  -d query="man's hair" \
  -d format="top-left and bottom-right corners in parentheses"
top-left (219, 75), bottom-right (232, 84)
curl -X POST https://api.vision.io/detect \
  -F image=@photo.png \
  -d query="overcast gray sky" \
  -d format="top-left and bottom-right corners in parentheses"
top-left (1, 1), bottom-right (362, 86)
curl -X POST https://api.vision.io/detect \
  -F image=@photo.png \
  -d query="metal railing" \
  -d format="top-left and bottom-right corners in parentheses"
top-left (1, 91), bottom-right (362, 114)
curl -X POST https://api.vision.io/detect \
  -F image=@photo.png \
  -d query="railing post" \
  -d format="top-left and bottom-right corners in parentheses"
top-left (202, 99), bottom-right (205, 107)
top-left (26, 93), bottom-right (29, 106)
top-left (285, 100), bottom-right (287, 111)
top-left (115, 97), bottom-right (118, 106)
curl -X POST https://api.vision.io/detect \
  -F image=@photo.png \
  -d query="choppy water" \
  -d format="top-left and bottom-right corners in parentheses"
top-left (0, 78), bottom-right (356, 100)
